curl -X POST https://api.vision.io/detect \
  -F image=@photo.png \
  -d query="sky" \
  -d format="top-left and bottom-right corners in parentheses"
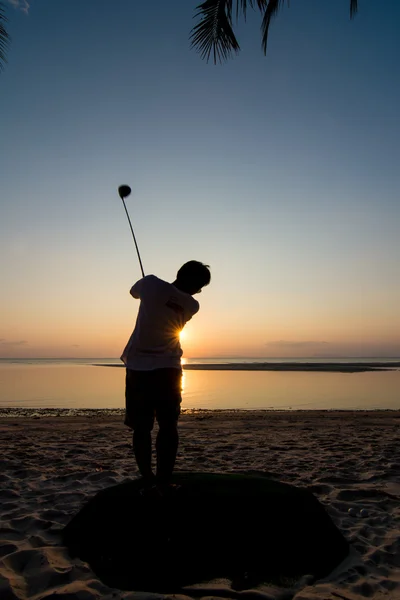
top-left (0, 0), bottom-right (399, 359)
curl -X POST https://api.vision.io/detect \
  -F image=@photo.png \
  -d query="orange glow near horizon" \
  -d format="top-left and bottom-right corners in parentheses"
top-left (0, 305), bottom-right (399, 359)
top-left (1, 3), bottom-right (400, 364)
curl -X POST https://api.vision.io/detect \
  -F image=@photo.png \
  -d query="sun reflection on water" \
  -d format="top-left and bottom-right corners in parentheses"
top-left (181, 369), bottom-right (186, 395)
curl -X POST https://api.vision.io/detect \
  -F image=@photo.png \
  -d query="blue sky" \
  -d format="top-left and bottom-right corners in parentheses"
top-left (1, 0), bottom-right (399, 358)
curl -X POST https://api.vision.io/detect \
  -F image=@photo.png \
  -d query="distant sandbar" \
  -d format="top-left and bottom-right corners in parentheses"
top-left (92, 362), bottom-right (400, 373)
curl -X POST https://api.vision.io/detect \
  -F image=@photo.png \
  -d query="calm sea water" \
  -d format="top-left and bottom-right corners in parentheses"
top-left (0, 357), bottom-right (399, 410)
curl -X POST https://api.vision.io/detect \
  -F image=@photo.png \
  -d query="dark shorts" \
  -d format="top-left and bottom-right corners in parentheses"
top-left (124, 368), bottom-right (182, 430)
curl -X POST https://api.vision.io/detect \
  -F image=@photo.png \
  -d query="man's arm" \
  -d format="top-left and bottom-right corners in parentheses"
top-left (185, 300), bottom-right (200, 323)
top-left (130, 278), bottom-right (144, 299)
top-left (130, 274), bottom-right (156, 299)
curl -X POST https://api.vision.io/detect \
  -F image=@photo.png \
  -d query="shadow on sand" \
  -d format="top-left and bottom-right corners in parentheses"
top-left (62, 472), bottom-right (349, 592)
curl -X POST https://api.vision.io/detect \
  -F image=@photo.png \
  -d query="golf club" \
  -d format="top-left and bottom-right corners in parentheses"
top-left (118, 185), bottom-right (145, 278)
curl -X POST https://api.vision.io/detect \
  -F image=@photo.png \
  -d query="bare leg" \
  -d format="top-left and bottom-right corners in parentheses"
top-left (156, 420), bottom-right (179, 484)
top-left (132, 429), bottom-right (154, 480)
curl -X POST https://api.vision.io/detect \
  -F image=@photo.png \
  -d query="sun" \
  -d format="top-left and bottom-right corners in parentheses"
top-left (179, 329), bottom-right (186, 341)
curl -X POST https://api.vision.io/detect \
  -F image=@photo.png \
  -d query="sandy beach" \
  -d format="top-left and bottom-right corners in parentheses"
top-left (0, 410), bottom-right (399, 599)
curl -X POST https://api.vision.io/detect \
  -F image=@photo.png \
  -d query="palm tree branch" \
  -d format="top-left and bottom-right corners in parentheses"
top-left (350, 0), bottom-right (358, 19)
top-left (0, 1), bottom-right (11, 71)
top-left (236, 0), bottom-right (268, 21)
top-left (192, 0), bottom-right (359, 63)
top-left (190, 0), bottom-right (240, 64)
top-left (260, 0), bottom-right (287, 54)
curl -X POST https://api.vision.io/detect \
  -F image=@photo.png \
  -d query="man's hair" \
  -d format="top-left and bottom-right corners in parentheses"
top-left (176, 261), bottom-right (211, 290)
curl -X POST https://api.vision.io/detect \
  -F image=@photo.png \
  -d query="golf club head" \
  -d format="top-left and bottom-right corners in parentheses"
top-left (118, 185), bottom-right (132, 199)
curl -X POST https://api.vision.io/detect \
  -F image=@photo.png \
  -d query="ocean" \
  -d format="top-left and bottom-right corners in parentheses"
top-left (0, 357), bottom-right (399, 411)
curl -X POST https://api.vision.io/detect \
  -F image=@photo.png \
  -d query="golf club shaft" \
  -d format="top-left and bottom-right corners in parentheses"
top-left (121, 197), bottom-right (145, 278)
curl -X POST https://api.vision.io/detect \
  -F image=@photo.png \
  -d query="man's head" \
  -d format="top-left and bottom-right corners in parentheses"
top-left (175, 261), bottom-right (211, 295)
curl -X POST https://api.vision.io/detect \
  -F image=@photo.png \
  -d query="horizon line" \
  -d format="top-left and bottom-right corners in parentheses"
top-left (1, 356), bottom-right (400, 361)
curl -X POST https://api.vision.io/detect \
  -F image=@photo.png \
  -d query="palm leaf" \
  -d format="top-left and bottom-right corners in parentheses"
top-left (350, 0), bottom-right (358, 18)
top-left (261, 1), bottom-right (358, 53)
top-left (190, 0), bottom-right (240, 63)
top-left (0, 1), bottom-right (11, 71)
top-left (192, 0), bottom-right (359, 63)
top-left (235, 0), bottom-right (267, 21)
top-left (260, 0), bottom-right (286, 54)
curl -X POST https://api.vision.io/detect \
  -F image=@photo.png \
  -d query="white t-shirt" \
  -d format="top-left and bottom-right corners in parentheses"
top-left (121, 275), bottom-right (199, 370)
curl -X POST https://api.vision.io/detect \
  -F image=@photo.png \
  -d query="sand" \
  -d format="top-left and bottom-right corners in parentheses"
top-left (0, 409), bottom-right (399, 600)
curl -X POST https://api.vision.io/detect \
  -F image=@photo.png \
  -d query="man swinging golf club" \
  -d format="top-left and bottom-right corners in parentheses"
top-left (118, 186), bottom-right (211, 494)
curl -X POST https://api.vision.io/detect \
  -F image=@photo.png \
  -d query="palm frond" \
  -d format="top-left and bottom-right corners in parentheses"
top-left (260, 0), bottom-right (287, 54)
top-left (191, 0), bottom-right (359, 63)
top-left (190, 0), bottom-right (240, 64)
top-left (253, 0), bottom-right (268, 10)
top-left (236, 0), bottom-right (249, 21)
top-left (350, 0), bottom-right (358, 19)
top-left (0, 1), bottom-right (11, 71)
top-left (235, 0), bottom-right (267, 21)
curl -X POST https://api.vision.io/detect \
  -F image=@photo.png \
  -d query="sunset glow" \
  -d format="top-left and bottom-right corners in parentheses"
top-left (0, 2), bottom-right (399, 360)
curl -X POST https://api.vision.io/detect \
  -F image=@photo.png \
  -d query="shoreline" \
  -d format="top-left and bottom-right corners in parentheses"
top-left (1, 407), bottom-right (400, 419)
top-left (92, 361), bottom-right (400, 373)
